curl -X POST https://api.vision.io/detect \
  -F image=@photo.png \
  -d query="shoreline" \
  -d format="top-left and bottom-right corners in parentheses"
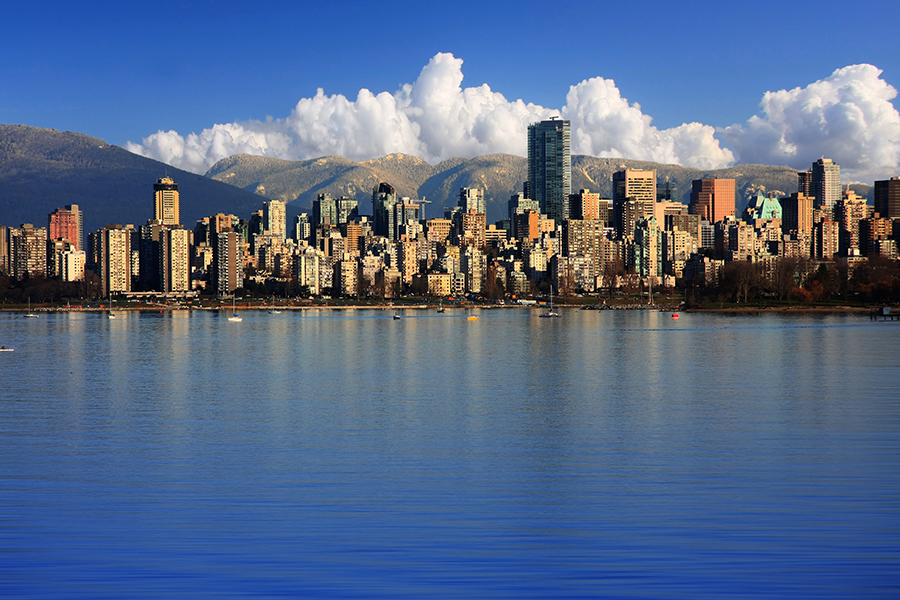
top-left (2, 303), bottom-right (882, 315)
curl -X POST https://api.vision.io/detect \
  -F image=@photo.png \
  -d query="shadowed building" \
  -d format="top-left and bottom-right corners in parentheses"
top-left (874, 177), bottom-right (900, 219)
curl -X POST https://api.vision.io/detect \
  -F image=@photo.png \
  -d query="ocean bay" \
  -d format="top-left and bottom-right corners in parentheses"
top-left (1, 310), bottom-right (898, 598)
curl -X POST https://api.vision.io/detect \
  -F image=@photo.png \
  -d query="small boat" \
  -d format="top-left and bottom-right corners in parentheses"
top-left (672, 313), bottom-right (679, 319)
top-left (0, 346), bottom-right (13, 352)
top-left (393, 313), bottom-right (402, 320)
top-left (539, 287), bottom-right (559, 318)
top-left (467, 315), bottom-right (478, 321)
top-left (268, 309), bottom-right (282, 314)
top-left (228, 298), bottom-right (242, 322)
top-left (24, 297), bottom-right (38, 318)
top-left (437, 300), bottom-right (446, 313)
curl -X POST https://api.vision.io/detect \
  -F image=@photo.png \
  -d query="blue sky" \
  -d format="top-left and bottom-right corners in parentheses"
top-left (3, 0), bottom-right (899, 180)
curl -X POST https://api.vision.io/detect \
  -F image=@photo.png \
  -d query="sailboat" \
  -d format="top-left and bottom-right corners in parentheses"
top-left (107, 291), bottom-right (116, 319)
top-left (24, 297), bottom-right (38, 318)
top-left (539, 286), bottom-right (559, 318)
top-left (228, 298), bottom-right (242, 322)
top-left (437, 299), bottom-right (446, 313)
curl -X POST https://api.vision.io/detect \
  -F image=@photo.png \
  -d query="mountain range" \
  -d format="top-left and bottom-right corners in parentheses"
top-left (0, 124), bottom-right (874, 234)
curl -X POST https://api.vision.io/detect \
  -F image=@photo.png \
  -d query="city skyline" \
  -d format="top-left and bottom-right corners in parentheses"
top-left (2, 1), bottom-right (899, 182)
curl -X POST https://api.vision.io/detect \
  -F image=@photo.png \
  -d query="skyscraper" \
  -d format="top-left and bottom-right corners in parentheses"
top-left (48, 205), bottom-right (82, 251)
top-left (689, 178), bottom-right (735, 224)
top-left (613, 168), bottom-right (656, 238)
top-left (373, 182), bottom-right (398, 239)
top-left (807, 158), bottom-right (841, 211)
top-left (874, 177), bottom-right (900, 219)
top-left (527, 118), bottom-right (571, 222)
top-left (153, 177), bottom-right (180, 226)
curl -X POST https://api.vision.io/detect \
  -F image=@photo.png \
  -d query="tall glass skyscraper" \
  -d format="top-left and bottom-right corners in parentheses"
top-left (527, 119), bottom-right (571, 222)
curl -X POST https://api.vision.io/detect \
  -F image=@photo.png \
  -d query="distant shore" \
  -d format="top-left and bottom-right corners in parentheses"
top-left (2, 303), bottom-right (882, 315)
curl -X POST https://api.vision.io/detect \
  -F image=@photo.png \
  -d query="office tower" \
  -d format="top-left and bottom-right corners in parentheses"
top-left (689, 178), bottom-right (735, 224)
top-left (97, 225), bottom-right (132, 295)
top-left (373, 183), bottom-right (398, 239)
top-left (213, 230), bottom-right (240, 295)
top-left (527, 118), bottom-right (571, 221)
top-left (48, 205), bottom-right (82, 251)
top-left (508, 192), bottom-right (539, 240)
top-left (153, 177), bottom-right (180, 226)
top-left (657, 180), bottom-right (679, 202)
top-left (264, 200), bottom-right (286, 241)
top-left (802, 158), bottom-right (841, 211)
top-left (569, 189), bottom-right (601, 221)
top-left (613, 168), bottom-right (657, 238)
top-left (874, 177), bottom-right (900, 219)
top-left (8, 224), bottom-right (48, 280)
top-left (459, 188), bottom-right (486, 216)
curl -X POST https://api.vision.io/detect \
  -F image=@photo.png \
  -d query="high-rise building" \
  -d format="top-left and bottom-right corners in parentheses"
top-left (373, 183), bottom-right (398, 239)
top-left (97, 225), bottom-right (132, 295)
top-left (569, 189), bottom-right (601, 221)
top-left (613, 169), bottom-right (657, 238)
top-left (780, 193), bottom-right (814, 236)
top-left (527, 118), bottom-right (571, 221)
top-left (8, 224), bottom-right (48, 280)
top-left (160, 228), bottom-right (191, 292)
top-left (689, 178), bottom-right (735, 224)
top-left (153, 177), bottom-right (180, 226)
top-left (293, 213), bottom-right (311, 243)
top-left (874, 177), bottom-right (900, 219)
top-left (48, 205), bottom-right (82, 251)
top-left (806, 158), bottom-right (841, 211)
top-left (264, 200), bottom-right (286, 241)
top-left (459, 188), bottom-right (486, 216)
top-left (213, 230), bottom-right (240, 295)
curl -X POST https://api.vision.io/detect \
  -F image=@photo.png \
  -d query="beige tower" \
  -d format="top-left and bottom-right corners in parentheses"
top-left (154, 177), bottom-right (180, 226)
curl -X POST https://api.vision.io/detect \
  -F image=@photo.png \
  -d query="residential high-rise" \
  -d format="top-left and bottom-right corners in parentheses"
top-left (527, 118), bottom-right (571, 222)
top-left (569, 189), bottom-right (601, 221)
top-left (874, 177), bottom-right (900, 219)
top-left (97, 225), bottom-right (132, 295)
top-left (213, 230), bottom-right (240, 295)
top-left (153, 177), bottom-right (180, 226)
top-left (264, 200), bottom-right (286, 241)
top-left (459, 188), bottom-right (486, 216)
top-left (613, 168), bottom-right (656, 238)
top-left (48, 205), bottom-right (82, 251)
top-left (8, 224), bottom-right (47, 280)
top-left (780, 193), bottom-right (814, 236)
top-left (689, 178), bottom-right (735, 224)
top-left (160, 228), bottom-right (191, 292)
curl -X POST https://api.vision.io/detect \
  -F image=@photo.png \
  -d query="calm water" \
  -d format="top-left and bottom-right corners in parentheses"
top-left (1, 309), bottom-right (897, 598)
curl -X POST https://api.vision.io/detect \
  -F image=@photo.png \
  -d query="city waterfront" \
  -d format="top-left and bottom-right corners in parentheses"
top-left (1, 310), bottom-right (898, 598)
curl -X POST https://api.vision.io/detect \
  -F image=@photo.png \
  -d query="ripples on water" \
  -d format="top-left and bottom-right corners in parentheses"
top-left (1, 310), bottom-right (897, 598)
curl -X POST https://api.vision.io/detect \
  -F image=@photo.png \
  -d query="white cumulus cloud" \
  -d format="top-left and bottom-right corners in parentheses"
top-left (126, 53), bottom-right (899, 181)
top-left (724, 64), bottom-right (900, 180)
